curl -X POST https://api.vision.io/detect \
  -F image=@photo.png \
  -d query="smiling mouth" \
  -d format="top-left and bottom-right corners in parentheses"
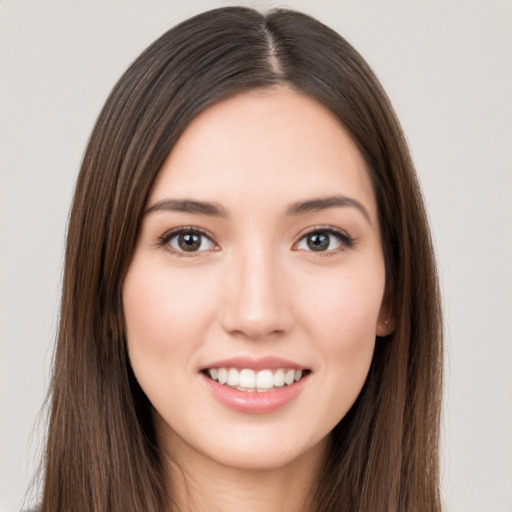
top-left (203, 367), bottom-right (310, 392)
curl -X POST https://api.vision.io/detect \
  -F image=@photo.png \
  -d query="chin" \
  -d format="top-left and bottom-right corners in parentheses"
top-left (166, 420), bottom-right (332, 474)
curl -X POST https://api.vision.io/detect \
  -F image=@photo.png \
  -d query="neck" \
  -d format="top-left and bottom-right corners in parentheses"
top-left (160, 432), bottom-right (330, 512)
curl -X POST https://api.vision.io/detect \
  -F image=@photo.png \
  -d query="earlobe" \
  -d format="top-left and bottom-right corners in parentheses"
top-left (376, 317), bottom-right (393, 338)
top-left (376, 301), bottom-right (396, 337)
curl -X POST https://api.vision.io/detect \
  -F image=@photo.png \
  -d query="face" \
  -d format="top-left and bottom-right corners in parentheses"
top-left (123, 87), bottom-right (388, 473)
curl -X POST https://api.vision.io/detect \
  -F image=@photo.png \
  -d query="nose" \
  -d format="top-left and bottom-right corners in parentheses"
top-left (220, 246), bottom-right (292, 340)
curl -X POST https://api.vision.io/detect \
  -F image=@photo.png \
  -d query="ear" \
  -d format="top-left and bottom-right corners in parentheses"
top-left (376, 294), bottom-right (395, 338)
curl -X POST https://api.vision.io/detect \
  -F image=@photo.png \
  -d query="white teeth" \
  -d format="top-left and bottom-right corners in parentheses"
top-left (239, 369), bottom-right (256, 388)
top-left (284, 369), bottom-right (295, 385)
top-left (227, 368), bottom-right (239, 386)
top-left (217, 368), bottom-right (228, 385)
top-left (273, 369), bottom-right (285, 387)
top-left (207, 366), bottom-right (307, 391)
top-left (256, 369), bottom-right (274, 389)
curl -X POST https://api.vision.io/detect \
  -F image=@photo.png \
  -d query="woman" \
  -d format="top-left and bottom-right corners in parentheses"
top-left (38, 6), bottom-right (443, 511)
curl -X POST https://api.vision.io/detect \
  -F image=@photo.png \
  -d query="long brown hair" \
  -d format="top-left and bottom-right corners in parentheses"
top-left (39, 6), bottom-right (443, 511)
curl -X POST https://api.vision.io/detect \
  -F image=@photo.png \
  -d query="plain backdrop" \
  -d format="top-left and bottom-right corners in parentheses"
top-left (1, 1), bottom-right (511, 511)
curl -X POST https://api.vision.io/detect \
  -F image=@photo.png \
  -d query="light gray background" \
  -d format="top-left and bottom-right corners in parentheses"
top-left (1, 1), bottom-right (511, 511)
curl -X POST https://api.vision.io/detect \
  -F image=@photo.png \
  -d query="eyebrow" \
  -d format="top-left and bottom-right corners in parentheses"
top-left (145, 199), bottom-right (228, 217)
top-left (286, 195), bottom-right (371, 224)
top-left (145, 195), bottom-right (371, 223)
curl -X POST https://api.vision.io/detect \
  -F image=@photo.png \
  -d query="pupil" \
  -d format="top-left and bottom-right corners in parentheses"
top-left (307, 232), bottom-right (329, 251)
top-left (179, 233), bottom-right (201, 251)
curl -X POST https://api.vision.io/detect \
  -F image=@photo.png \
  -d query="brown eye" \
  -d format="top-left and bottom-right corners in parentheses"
top-left (296, 228), bottom-right (354, 253)
top-left (306, 232), bottom-right (330, 251)
top-left (165, 229), bottom-right (215, 254)
top-left (178, 233), bottom-right (201, 251)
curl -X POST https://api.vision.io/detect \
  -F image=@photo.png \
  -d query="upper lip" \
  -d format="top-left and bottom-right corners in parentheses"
top-left (201, 356), bottom-right (309, 371)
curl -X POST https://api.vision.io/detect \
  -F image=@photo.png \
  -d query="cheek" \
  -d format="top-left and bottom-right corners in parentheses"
top-left (122, 260), bottom-right (220, 364)
top-left (303, 268), bottom-right (384, 345)
top-left (296, 259), bottom-right (385, 393)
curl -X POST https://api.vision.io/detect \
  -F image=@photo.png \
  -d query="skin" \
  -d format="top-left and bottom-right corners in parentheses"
top-left (123, 87), bottom-right (389, 512)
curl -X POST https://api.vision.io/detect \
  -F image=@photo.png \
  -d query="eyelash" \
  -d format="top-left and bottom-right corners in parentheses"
top-left (293, 225), bottom-right (356, 256)
top-left (156, 225), bottom-right (356, 257)
top-left (157, 227), bottom-right (218, 257)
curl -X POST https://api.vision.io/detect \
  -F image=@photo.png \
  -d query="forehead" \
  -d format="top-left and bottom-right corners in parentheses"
top-left (148, 87), bottom-right (377, 220)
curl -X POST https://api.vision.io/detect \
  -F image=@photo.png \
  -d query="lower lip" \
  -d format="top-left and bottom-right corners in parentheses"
top-left (201, 373), bottom-right (309, 414)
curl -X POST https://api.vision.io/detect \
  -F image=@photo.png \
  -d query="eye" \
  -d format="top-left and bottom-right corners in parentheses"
top-left (295, 228), bottom-right (354, 253)
top-left (159, 228), bottom-right (216, 255)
